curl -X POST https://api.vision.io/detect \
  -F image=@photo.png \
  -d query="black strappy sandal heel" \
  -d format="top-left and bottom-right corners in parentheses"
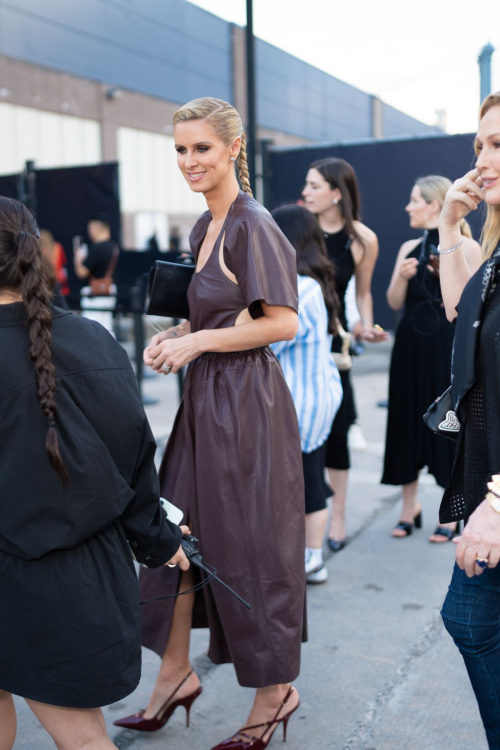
top-left (429, 522), bottom-right (460, 543)
top-left (392, 511), bottom-right (422, 538)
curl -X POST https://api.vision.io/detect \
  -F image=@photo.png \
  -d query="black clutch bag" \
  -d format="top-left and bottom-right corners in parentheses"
top-left (144, 261), bottom-right (195, 319)
top-left (423, 386), bottom-right (460, 441)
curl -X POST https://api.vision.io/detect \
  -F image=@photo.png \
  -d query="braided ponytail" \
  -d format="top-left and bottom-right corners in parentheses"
top-left (237, 132), bottom-right (253, 197)
top-left (174, 97), bottom-right (253, 196)
top-left (0, 199), bottom-right (67, 485)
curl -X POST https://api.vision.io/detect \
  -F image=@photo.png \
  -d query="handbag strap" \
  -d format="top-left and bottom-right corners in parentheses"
top-left (104, 245), bottom-right (119, 278)
top-left (336, 319), bottom-right (351, 354)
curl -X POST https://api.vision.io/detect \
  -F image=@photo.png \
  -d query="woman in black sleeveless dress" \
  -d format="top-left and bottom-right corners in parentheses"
top-left (323, 227), bottom-right (358, 461)
top-left (382, 176), bottom-right (480, 540)
top-left (303, 158), bottom-right (388, 551)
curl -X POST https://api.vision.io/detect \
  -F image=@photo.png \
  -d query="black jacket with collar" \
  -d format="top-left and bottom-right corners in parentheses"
top-left (0, 303), bottom-right (180, 565)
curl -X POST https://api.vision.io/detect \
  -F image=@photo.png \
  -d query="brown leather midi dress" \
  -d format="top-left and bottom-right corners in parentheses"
top-left (139, 191), bottom-right (307, 688)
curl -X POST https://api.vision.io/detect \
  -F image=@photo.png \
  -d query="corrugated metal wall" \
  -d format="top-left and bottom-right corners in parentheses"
top-left (0, 0), bottom-right (438, 142)
top-left (256, 39), bottom-right (375, 141)
top-left (0, 0), bottom-right (233, 102)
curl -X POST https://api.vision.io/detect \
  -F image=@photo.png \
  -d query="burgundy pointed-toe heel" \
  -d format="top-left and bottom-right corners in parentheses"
top-left (113, 670), bottom-right (202, 732)
top-left (210, 685), bottom-right (299, 749)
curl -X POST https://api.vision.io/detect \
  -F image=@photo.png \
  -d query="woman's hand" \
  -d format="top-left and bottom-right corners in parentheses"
top-left (144, 324), bottom-right (188, 367)
top-left (399, 257), bottom-right (419, 281)
top-left (440, 168), bottom-right (485, 229)
top-left (427, 255), bottom-right (440, 278)
top-left (148, 333), bottom-right (202, 374)
top-left (453, 499), bottom-right (500, 577)
top-left (165, 525), bottom-right (191, 571)
top-left (360, 325), bottom-right (390, 343)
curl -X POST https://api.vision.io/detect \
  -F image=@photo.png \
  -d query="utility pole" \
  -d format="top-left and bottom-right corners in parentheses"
top-left (246, 0), bottom-right (257, 193)
top-left (17, 160), bottom-right (37, 217)
top-left (478, 43), bottom-right (495, 104)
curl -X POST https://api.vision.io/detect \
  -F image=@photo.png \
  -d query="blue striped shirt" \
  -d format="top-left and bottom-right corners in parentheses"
top-left (271, 276), bottom-right (343, 453)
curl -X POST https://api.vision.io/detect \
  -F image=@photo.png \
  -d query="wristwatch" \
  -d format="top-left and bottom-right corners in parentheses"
top-left (487, 492), bottom-right (500, 514)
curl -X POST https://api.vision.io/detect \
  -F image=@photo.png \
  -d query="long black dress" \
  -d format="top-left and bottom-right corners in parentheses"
top-left (382, 229), bottom-right (456, 488)
top-left (0, 304), bottom-right (181, 708)
top-left (323, 227), bottom-right (357, 470)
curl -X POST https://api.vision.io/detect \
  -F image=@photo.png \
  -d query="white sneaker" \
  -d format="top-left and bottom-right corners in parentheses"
top-left (348, 423), bottom-right (368, 451)
top-left (305, 549), bottom-right (323, 576)
top-left (307, 564), bottom-right (328, 584)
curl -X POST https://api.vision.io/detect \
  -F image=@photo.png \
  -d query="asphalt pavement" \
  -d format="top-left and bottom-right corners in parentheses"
top-left (12, 342), bottom-right (486, 750)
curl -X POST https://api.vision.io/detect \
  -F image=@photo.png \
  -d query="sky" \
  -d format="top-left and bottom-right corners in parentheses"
top-left (188, 0), bottom-right (500, 135)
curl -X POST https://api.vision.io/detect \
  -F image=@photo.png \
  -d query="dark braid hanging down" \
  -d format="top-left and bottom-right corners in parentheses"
top-left (0, 197), bottom-right (67, 484)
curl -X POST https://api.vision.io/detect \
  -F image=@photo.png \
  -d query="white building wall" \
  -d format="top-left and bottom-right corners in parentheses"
top-left (0, 102), bottom-right (101, 174)
top-left (117, 126), bottom-right (205, 215)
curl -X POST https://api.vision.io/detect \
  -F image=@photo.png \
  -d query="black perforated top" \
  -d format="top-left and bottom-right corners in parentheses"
top-left (440, 261), bottom-right (500, 523)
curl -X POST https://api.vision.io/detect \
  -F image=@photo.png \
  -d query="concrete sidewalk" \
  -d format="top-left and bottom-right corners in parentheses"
top-left (12, 346), bottom-right (486, 749)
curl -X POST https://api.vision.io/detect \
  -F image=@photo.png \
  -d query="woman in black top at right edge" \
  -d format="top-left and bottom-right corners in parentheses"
top-left (303, 158), bottom-right (388, 551)
top-left (438, 91), bottom-right (500, 749)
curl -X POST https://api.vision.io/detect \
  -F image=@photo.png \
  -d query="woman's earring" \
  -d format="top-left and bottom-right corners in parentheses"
top-left (333, 199), bottom-right (338, 205)
top-left (230, 157), bottom-right (236, 162)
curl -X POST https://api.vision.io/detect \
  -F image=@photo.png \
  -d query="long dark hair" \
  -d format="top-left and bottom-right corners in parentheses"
top-left (272, 204), bottom-right (339, 335)
top-left (0, 197), bottom-right (67, 485)
top-left (310, 157), bottom-right (365, 249)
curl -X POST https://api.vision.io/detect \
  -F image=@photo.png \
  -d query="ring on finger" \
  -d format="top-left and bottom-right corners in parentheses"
top-left (476, 558), bottom-right (489, 569)
top-left (162, 363), bottom-right (172, 374)
top-left (167, 562), bottom-right (178, 568)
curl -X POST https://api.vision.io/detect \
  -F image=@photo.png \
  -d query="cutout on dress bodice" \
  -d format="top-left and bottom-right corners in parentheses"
top-left (218, 233), bottom-right (252, 327)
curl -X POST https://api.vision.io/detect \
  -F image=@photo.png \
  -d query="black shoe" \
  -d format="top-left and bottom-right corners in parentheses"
top-left (429, 525), bottom-right (459, 543)
top-left (328, 537), bottom-right (347, 553)
top-left (392, 511), bottom-right (422, 538)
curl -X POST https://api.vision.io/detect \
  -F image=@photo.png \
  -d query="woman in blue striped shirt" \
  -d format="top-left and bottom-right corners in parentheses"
top-left (272, 205), bottom-right (343, 584)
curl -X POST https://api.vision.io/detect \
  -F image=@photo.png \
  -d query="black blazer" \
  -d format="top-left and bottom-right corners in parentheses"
top-left (440, 251), bottom-right (500, 522)
top-left (0, 303), bottom-right (180, 565)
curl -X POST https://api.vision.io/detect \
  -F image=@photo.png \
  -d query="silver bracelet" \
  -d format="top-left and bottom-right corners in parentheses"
top-left (437, 238), bottom-right (464, 255)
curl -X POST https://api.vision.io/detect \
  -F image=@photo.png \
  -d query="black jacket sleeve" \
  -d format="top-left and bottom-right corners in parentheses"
top-left (121, 418), bottom-right (182, 568)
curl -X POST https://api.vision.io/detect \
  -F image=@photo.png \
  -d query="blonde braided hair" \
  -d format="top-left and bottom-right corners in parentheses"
top-left (236, 131), bottom-right (253, 197)
top-left (173, 97), bottom-right (253, 196)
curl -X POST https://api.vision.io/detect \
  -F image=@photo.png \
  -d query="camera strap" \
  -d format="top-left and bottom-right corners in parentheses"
top-left (140, 562), bottom-right (218, 605)
top-left (140, 535), bottom-right (251, 610)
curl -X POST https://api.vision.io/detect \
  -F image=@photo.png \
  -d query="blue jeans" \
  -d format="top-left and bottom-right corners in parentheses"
top-left (442, 563), bottom-right (500, 749)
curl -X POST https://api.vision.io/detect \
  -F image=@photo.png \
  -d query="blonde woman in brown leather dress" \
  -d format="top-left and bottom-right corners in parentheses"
top-left (115, 99), bottom-right (306, 750)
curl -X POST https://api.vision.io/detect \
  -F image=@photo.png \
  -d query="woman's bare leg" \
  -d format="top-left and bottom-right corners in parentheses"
top-left (143, 569), bottom-right (200, 719)
top-left (244, 684), bottom-right (300, 739)
top-left (0, 690), bottom-right (16, 750)
top-left (327, 469), bottom-right (348, 540)
top-left (305, 508), bottom-right (329, 549)
top-left (392, 480), bottom-right (421, 537)
top-left (24, 699), bottom-right (115, 750)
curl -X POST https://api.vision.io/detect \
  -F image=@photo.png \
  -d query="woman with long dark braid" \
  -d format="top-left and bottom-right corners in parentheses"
top-left (0, 197), bottom-right (187, 750)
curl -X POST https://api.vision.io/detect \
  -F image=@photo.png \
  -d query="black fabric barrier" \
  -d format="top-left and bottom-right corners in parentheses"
top-left (0, 162), bottom-right (121, 298)
top-left (266, 133), bottom-right (483, 330)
